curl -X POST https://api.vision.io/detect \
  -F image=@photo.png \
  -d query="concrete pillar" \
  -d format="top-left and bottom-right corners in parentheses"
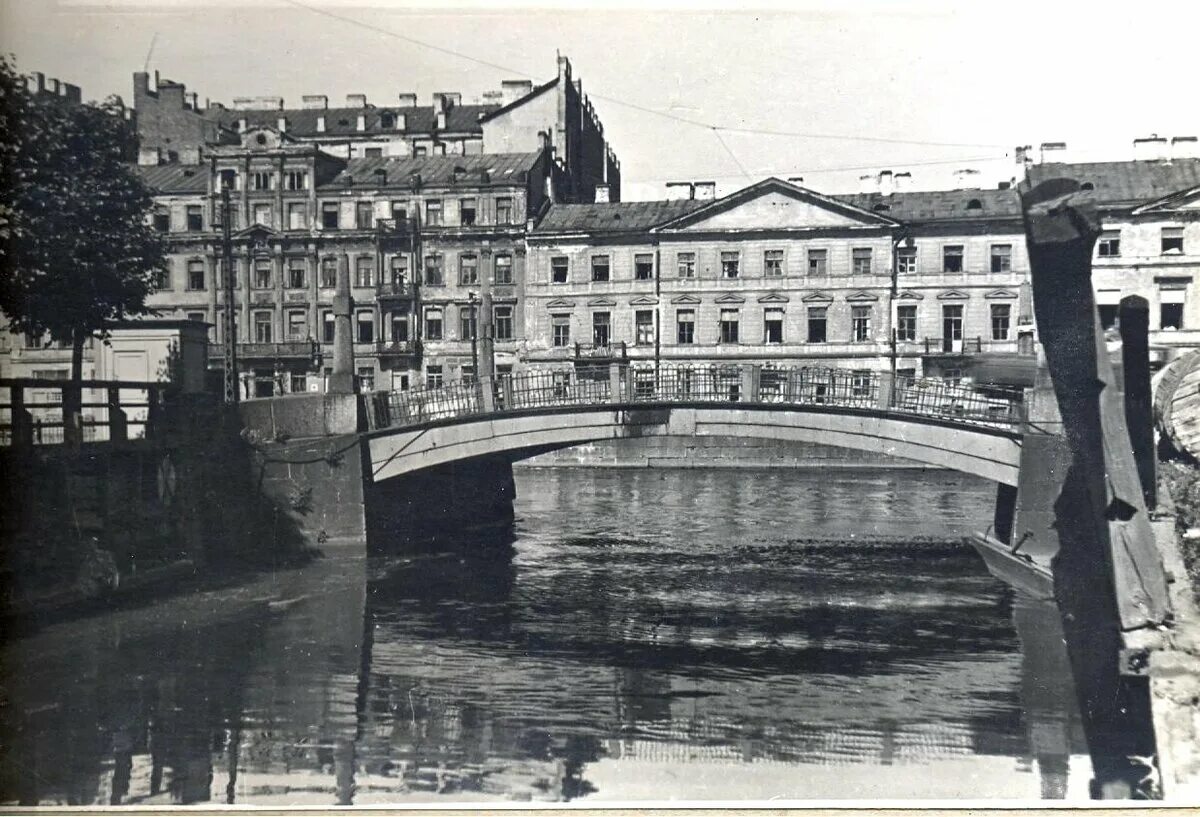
top-left (1118, 296), bottom-right (1155, 509)
top-left (875, 371), bottom-right (894, 411)
top-left (329, 254), bottom-right (355, 394)
top-left (609, 363), bottom-right (622, 404)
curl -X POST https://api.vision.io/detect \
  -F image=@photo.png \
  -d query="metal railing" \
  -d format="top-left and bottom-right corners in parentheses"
top-left (921, 336), bottom-right (984, 354)
top-left (208, 341), bottom-right (313, 360)
top-left (373, 363), bottom-right (1025, 432)
top-left (0, 378), bottom-right (166, 448)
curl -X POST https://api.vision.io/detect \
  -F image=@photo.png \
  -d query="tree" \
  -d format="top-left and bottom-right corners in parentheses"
top-left (0, 55), bottom-right (166, 391)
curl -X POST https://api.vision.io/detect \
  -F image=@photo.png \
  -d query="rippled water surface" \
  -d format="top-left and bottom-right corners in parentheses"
top-left (1, 467), bottom-right (1091, 804)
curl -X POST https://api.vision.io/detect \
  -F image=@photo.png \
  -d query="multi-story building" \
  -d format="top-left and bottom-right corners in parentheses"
top-left (133, 55), bottom-right (619, 203)
top-left (138, 125), bottom-right (551, 395)
top-left (1023, 140), bottom-right (1200, 353)
top-left (524, 176), bottom-right (1032, 381)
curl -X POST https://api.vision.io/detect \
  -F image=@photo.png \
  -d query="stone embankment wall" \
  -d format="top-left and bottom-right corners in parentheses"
top-left (516, 437), bottom-right (928, 470)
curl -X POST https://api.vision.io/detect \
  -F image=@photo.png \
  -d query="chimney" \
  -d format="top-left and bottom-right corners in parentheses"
top-left (137, 146), bottom-right (161, 166)
top-left (1133, 134), bottom-right (1169, 161)
top-left (433, 92), bottom-right (460, 112)
top-left (1170, 136), bottom-right (1199, 160)
top-left (29, 71), bottom-right (46, 95)
top-left (396, 93), bottom-right (417, 107)
top-left (953, 168), bottom-right (982, 189)
top-left (185, 91), bottom-right (198, 110)
top-left (180, 146), bottom-right (201, 165)
top-left (594, 184), bottom-right (610, 203)
top-left (787, 176), bottom-right (805, 186)
top-left (858, 173), bottom-right (876, 194)
top-left (998, 180), bottom-right (1012, 190)
top-left (1039, 141), bottom-right (1068, 164)
top-left (1014, 145), bottom-right (1033, 165)
top-left (302, 95), bottom-right (328, 110)
top-left (158, 80), bottom-right (185, 109)
top-left (132, 71), bottom-right (151, 101)
top-left (557, 54), bottom-right (572, 84)
top-left (346, 93), bottom-right (367, 107)
top-left (501, 79), bottom-right (533, 105)
top-left (878, 169), bottom-right (895, 197)
top-left (693, 181), bottom-right (716, 201)
top-left (47, 78), bottom-right (60, 96)
top-left (665, 182), bottom-right (693, 201)
top-left (277, 116), bottom-right (287, 132)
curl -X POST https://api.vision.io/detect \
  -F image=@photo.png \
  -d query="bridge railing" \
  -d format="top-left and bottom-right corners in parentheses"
top-left (376, 363), bottom-right (1025, 432)
top-left (0, 378), bottom-right (166, 449)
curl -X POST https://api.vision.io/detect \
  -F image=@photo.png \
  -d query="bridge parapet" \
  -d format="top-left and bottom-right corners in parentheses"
top-left (365, 363), bottom-right (1025, 433)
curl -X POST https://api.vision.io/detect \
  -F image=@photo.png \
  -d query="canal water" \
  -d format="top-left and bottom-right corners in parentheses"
top-left (1, 467), bottom-right (1093, 805)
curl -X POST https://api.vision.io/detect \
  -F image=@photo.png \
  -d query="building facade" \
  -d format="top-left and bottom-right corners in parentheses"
top-left (524, 178), bottom-right (1033, 382)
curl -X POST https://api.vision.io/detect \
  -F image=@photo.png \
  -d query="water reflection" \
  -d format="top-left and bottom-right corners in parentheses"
top-left (2, 468), bottom-right (1100, 803)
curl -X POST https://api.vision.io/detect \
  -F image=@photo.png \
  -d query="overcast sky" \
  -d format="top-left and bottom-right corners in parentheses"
top-left (3, 1), bottom-right (1198, 200)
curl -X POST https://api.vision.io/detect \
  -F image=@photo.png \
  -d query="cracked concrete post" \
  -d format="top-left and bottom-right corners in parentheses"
top-left (329, 254), bottom-right (355, 394)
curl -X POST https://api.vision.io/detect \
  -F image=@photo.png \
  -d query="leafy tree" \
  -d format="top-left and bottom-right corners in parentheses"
top-left (0, 54), bottom-right (166, 389)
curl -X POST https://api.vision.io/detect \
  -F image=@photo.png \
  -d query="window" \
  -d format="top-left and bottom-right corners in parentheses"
top-left (634, 253), bottom-right (654, 280)
top-left (851, 370), bottom-right (872, 398)
top-left (551, 314), bottom-right (571, 347)
top-left (424, 254), bottom-right (443, 286)
top-left (677, 252), bottom-right (696, 278)
top-left (287, 203), bottom-right (307, 231)
top-left (380, 113), bottom-right (395, 129)
top-left (391, 200), bottom-right (407, 223)
top-left (496, 197), bottom-right (513, 224)
top-left (460, 198), bottom-right (476, 225)
top-left (676, 309), bottom-right (695, 344)
top-left (322, 203), bottom-right (339, 230)
top-left (187, 259), bottom-right (205, 291)
top-left (719, 309), bottom-right (740, 343)
top-left (494, 254), bottom-right (513, 284)
top-left (253, 311), bottom-right (273, 343)
top-left (592, 255), bottom-right (610, 282)
top-left (285, 170), bottom-right (307, 191)
top-left (153, 209), bottom-right (170, 232)
top-left (252, 171), bottom-right (273, 191)
top-left (1162, 302), bottom-right (1185, 330)
top-left (322, 310), bottom-right (335, 343)
top-left (186, 311), bottom-right (206, 324)
top-left (1098, 231), bottom-right (1121, 257)
top-left (635, 310), bottom-right (654, 345)
top-left (943, 304), bottom-right (964, 341)
top-left (152, 266), bottom-right (171, 290)
top-left (426, 200), bottom-right (443, 226)
top-left (851, 305), bottom-right (871, 341)
top-left (186, 205), bottom-right (203, 232)
top-left (807, 307), bottom-right (827, 343)
top-left (764, 308), bottom-right (784, 343)
top-left (218, 169), bottom-right (239, 192)
top-left (852, 248), bottom-right (873, 275)
top-left (354, 257), bottom-right (374, 288)
top-left (460, 305), bottom-right (477, 340)
top-left (389, 256), bottom-right (408, 287)
top-left (990, 244), bottom-right (1013, 273)
top-left (459, 254), bottom-right (478, 286)
top-left (551, 256), bottom-right (569, 284)
top-left (357, 310), bottom-right (375, 343)
top-left (807, 248), bottom-right (828, 276)
top-left (356, 201), bottom-right (373, 230)
top-left (1162, 227), bottom-right (1185, 254)
top-left (287, 310), bottom-right (307, 341)
top-left (253, 259), bottom-right (272, 289)
top-left (363, 147), bottom-right (383, 159)
top-left (253, 203), bottom-right (272, 227)
top-left (943, 245), bottom-right (964, 273)
top-left (592, 312), bottom-right (611, 346)
top-left (991, 303), bottom-right (1012, 341)
top-left (291, 373), bottom-right (307, 393)
top-left (424, 307), bottom-right (443, 340)
top-left (897, 246), bottom-right (917, 274)
top-left (721, 251), bottom-right (740, 278)
top-left (494, 305), bottom-right (514, 341)
top-left (287, 258), bottom-right (306, 289)
top-left (764, 250), bottom-right (784, 276)
top-left (355, 366), bottom-right (375, 390)
top-left (896, 304), bottom-right (917, 342)
top-left (425, 365), bottom-right (443, 388)
top-left (390, 312), bottom-right (409, 342)
top-left (320, 257), bottom-right (337, 288)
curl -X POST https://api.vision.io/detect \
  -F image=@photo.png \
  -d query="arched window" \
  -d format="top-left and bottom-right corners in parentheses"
top-left (966, 199), bottom-right (983, 210)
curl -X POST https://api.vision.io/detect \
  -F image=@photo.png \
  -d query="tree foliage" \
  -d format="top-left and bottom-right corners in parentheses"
top-left (0, 54), bottom-right (166, 377)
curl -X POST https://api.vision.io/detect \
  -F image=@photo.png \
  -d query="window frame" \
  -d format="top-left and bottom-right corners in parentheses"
top-left (851, 305), bottom-right (871, 342)
top-left (591, 254), bottom-right (611, 282)
top-left (720, 250), bottom-right (740, 279)
top-left (943, 244), bottom-right (965, 273)
top-left (763, 249), bottom-right (784, 277)
top-left (990, 303), bottom-right (1012, 341)
top-left (851, 247), bottom-right (873, 276)
top-left (551, 256), bottom-right (569, 284)
top-left (896, 304), bottom-right (918, 342)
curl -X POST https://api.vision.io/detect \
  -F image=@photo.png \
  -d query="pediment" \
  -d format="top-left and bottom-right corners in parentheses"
top-left (629, 296), bottom-right (660, 306)
top-left (802, 291), bottom-right (834, 303)
top-left (896, 290), bottom-right (924, 301)
top-left (655, 178), bottom-right (900, 233)
top-left (937, 289), bottom-right (970, 300)
top-left (846, 290), bottom-right (880, 302)
top-left (757, 292), bottom-right (790, 303)
top-left (545, 298), bottom-right (576, 309)
top-left (587, 297), bottom-right (617, 307)
top-left (670, 294), bottom-right (702, 305)
top-left (985, 289), bottom-right (1018, 299)
top-left (714, 293), bottom-right (745, 304)
top-left (239, 126), bottom-right (292, 151)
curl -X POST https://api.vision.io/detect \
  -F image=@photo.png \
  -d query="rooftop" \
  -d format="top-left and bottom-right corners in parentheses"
top-left (324, 152), bottom-right (542, 189)
top-left (1024, 159), bottom-right (1200, 207)
top-left (204, 103), bottom-right (499, 137)
top-left (532, 200), bottom-right (708, 234)
top-left (134, 163), bottom-right (207, 194)
top-left (833, 188), bottom-right (1023, 222)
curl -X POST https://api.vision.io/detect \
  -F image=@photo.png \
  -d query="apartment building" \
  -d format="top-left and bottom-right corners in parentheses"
top-left (139, 124), bottom-right (551, 396)
top-left (525, 177), bottom-right (1032, 381)
top-left (1023, 140), bottom-right (1200, 352)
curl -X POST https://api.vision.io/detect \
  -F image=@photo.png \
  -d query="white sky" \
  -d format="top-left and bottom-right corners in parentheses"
top-left (2, 0), bottom-right (1198, 200)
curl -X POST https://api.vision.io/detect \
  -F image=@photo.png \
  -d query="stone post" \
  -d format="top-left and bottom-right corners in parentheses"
top-left (1118, 295), bottom-right (1155, 509)
top-left (329, 254), bottom-right (355, 394)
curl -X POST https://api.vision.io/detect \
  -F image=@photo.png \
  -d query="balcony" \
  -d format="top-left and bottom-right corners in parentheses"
top-left (377, 280), bottom-right (418, 301)
top-left (917, 337), bottom-right (984, 356)
top-left (208, 341), bottom-right (315, 361)
top-left (375, 339), bottom-right (421, 358)
top-left (375, 218), bottom-right (414, 239)
top-left (574, 341), bottom-right (628, 361)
